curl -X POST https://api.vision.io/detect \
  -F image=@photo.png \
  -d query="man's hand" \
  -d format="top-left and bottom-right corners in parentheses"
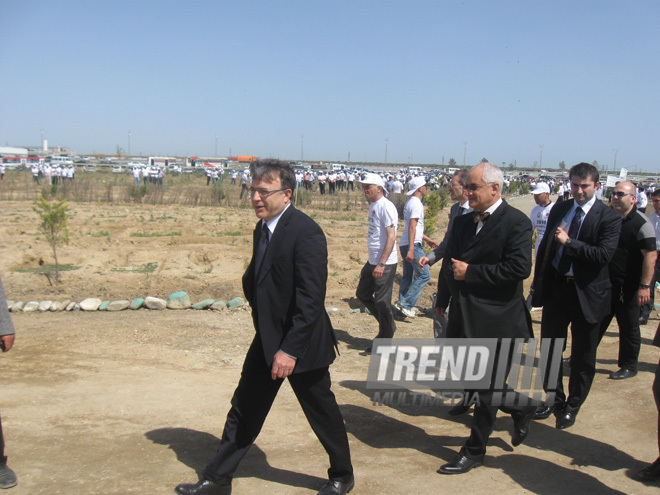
top-left (555, 227), bottom-right (569, 245)
top-left (426, 239), bottom-right (439, 249)
top-left (373, 264), bottom-right (385, 279)
top-left (638, 287), bottom-right (651, 307)
top-left (435, 307), bottom-right (446, 318)
top-left (1, 334), bottom-right (15, 352)
top-left (406, 248), bottom-right (415, 263)
top-left (451, 258), bottom-right (468, 281)
top-left (271, 351), bottom-right (297, 380)
top-left (419, 256), bottom-right (430, 267)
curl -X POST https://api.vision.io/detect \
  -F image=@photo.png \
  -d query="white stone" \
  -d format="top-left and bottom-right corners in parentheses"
top-left (65, 301), bottom-right (76, 311)
top-left (38, 301), bottom-right (53, 312)
top-left (23, 301), bottom-right (39, 312)
top-left (79, 298), bottom-right (103, 311)
top-left (144, 296), bottom-right (167, 310)
top-left (10, 302), bottom-right (24, 312)
top-left (106, 300), bottom-right (130, 311)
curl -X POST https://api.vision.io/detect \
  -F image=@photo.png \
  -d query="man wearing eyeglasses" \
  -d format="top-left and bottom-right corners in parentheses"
top-left (598, 181), bottom-right (656, 380)
top-left (176, 159), bottom-right (353, 495)
top-left (531, 162), bottom-right (621, 429)
top-left (435, 163), bottom-right (536, 475)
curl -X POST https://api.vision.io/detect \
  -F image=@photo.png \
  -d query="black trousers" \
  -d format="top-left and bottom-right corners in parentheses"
top-left (203, 337), bottom-right (353, 485)
top-left (654, 359), bottom-right (660, 456)
top-left (640, 255), bottom-right (660, 321)
top-left (0, 412), bottom-right (6, 464)
top-left (599, 283), bottom-right (641, 371)
top-left (540, 276), bottom-right (603, 412)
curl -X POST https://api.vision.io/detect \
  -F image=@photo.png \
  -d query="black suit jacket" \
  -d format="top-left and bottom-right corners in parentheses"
top-left (242, 205), bottom-right (337, 374)
top-left (428, 201), bottom-right (471, 265)
top-left (531, 198), bottom-right (621, 324)
top-left (436, 200), bottom-right (533, 339)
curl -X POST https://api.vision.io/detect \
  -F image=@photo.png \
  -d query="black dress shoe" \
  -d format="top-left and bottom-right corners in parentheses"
top-left (512, 410), bottom-right (534, 446)
top-left (533, 404), bottom-right (557, 420)
top-left (610, 368), bottom-right (638, 380)
top-left (437, 453), bottom-right (483, 474)
top-left (448, 402), bottom-right (471, 416)
top-left (555, 410), bottom-right (577, 430)
top-left (639, 317), bottom-right (649, 326)
top-left (175, 479), bottom-right (231, 495)
top-left (639, 457), bottom-right (660, 480)
top-left (317, 476), bottom-right (355, 495)
top-left (0, 463), bottom-right (17, 489)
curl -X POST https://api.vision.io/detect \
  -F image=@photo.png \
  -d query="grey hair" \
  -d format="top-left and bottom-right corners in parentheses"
top-left (480, 163), bottom-right (503, 190)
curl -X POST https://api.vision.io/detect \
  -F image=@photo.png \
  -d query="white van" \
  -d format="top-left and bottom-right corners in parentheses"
top-left (49, 156), bottom-right (73, 165)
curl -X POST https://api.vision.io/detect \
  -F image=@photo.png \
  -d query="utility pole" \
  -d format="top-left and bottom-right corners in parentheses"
top-left (539, 144), bottom-right (544, 168)
top-left (463, 141), bottom-right (467, 166)
top-left (385, 138), bottom-right (389, 164)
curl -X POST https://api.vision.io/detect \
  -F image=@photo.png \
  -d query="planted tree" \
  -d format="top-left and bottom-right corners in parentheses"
top-left (33, 194), bottom-right (70, 284)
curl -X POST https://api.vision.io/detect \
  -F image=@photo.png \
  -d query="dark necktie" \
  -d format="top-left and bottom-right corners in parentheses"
top-left (254, 222), bottom-right (269, 277)
top-left (557, 206), bottom-right (584, 275)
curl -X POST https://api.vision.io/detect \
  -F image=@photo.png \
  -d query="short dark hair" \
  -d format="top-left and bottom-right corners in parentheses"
top-left (453, 169), bottom-right (468, 186)
top-left (569, 162), bottom-right (599, 184)
top-left (651, 189), bottom-right (660, 199)
top-left (249, 159), bottom-right (296, 192)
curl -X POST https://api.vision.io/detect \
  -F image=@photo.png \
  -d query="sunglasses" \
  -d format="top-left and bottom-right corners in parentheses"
top-left (612, 191), bottom-right (632, 198)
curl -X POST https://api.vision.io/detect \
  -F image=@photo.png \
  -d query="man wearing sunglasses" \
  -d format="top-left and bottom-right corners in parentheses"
top-left (176, 159), bottom-right (353, 495)
top-left (598, 181), bottom-right (656, 380)
top-left (531, 162), bottom-right (621, 429)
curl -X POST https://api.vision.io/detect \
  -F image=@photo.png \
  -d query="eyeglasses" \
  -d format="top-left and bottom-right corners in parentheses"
top-left (249, 187), bottom-right (287, 198)
top-left (612, 191), bottom-right (632, 198)
top-left (464, 183), bottom-right (488, 192)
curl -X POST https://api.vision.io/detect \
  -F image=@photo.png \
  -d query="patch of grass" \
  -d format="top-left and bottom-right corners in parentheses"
top-left (219, 231), bottom-right (244, 237)
top-left (130, 231), bottom-right (181, 237)
top-left (183, 274), bottom-right (197, 280)
top-left (90, 230), bottom-right (109, 237)
top-left (111, 262), bottom-right (158, 274)
top-left (17, 263), bottom-right (79, 273)
top-left (204, 265), bottom-right (213, 273)
top-left (149, 215), bottom-right (176, 222)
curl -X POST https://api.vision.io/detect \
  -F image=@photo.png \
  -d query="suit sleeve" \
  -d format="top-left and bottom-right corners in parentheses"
top-left (278, 223), bottom-right (328, 359)
top-left (562, 207), bottom-right (621, 266)
top-left (465, 213), bottom-right (533, 286)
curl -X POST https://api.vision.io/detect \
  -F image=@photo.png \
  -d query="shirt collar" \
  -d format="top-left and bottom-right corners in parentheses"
top-left (262, 202), bottom-right (291, 235)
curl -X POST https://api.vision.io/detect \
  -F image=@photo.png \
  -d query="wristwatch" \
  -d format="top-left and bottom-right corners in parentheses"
top-left (640, 284), bottom-right (651, 289)
top-left (378, 262), bottom-right (386, 267)
top-left (565, 238), bottom-right (573, 246)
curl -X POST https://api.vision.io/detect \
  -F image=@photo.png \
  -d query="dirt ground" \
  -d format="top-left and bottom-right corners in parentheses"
top-left (1, 188), bottom-right (659, 494)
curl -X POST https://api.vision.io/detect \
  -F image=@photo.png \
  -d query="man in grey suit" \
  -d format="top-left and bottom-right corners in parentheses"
top-left (0, 277), bottom-right (17, 489)
top-left (420, 169), bottom-right (471, 337)
top-left (531, 162), bottom-right (621, 429)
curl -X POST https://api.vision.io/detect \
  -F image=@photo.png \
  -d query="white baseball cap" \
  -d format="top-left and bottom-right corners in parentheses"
top-left (359, 173), bottom-right (385, 188)
top-left (530, 183), bottom-right (550, 194)
top-left (407, 176), bottom-right (427, 195)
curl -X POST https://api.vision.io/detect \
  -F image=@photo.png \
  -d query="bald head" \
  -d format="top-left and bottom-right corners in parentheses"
top-left (612, 181), bottom-right (637, 217)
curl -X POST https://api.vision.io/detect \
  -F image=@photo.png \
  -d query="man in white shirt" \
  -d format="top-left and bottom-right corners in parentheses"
top-left (636, 184), bottom-right (649, 214)
top-left (395, 177), bottom-right (438, 318)
top-left (356, 173), bottom-right (398, 352)
top-left (529, 183), bottom-right (554, 253)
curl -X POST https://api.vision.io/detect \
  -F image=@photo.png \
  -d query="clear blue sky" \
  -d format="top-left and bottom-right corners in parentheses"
top-left (1, 0), bottom-right (659, 171)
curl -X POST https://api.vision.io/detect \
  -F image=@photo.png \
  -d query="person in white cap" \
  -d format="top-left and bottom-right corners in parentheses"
top-left (529, 182), bottom-right (555, 253)
top-left (395, 176), bottom-right (438, 318)
top-left (356, 173), bottom-right (398, 351)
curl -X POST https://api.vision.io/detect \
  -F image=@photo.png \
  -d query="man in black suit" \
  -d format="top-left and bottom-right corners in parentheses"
top-left (435, 163), bottom-right (536, 475)
top-left (420, 169), bottom-right (472, 338)
top-left (531, 162), bottom-right (621, 429)
top-left (176, 160), bottom-right (354, 495)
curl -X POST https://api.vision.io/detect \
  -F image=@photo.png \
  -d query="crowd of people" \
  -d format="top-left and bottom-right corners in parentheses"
top-left (29, 163), bottom-right (76, 185)
top-left (3, 159), bottom-right (660, 493)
